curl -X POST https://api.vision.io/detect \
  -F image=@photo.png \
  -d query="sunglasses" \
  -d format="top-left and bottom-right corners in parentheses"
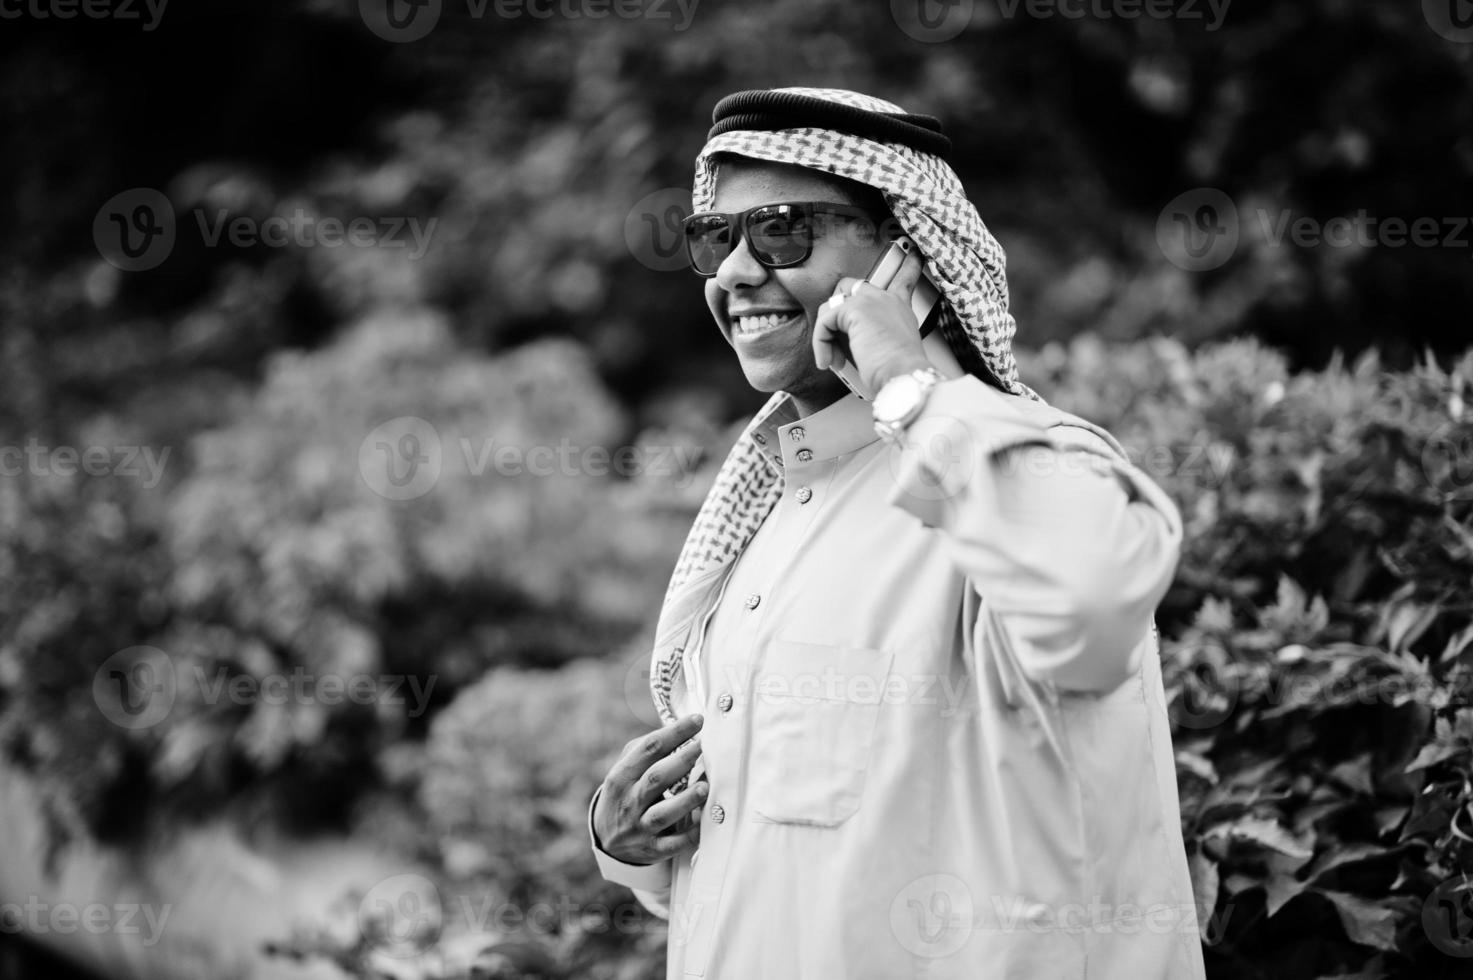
top-left (682, 201), bottom-right (888, 277)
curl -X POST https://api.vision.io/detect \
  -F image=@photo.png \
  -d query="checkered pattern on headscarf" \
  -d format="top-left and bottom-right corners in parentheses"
top-left (649, 87), bottom-right (1044, 725)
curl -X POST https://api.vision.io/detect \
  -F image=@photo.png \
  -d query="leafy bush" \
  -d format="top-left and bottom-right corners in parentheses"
top-left (414, 653), bottom-right (666, 980)
top-left (1022, 336), bottom-right (1473, 978)
top-left (0, 311), bottom-right (699, 846)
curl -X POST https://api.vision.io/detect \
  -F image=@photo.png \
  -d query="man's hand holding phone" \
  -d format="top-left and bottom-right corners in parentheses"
top-left (814, 237), bottom-right (943, 401)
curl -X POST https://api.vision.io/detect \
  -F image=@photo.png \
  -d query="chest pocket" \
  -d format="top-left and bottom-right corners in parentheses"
top-left (748, 639), bottom-right (895, 828)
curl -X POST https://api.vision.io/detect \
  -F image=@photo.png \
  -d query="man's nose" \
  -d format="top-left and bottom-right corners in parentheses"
top-left (714, 233), bottom-right (768, 291)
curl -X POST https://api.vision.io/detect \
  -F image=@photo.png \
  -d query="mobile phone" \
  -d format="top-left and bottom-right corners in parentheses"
top-left (829, 238), bottom-right (948, 401)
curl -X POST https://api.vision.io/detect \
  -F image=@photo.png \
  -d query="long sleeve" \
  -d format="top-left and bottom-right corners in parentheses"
top-left (586, 784), bottom-right (673, 920)
top-left (884, 374), bottom-right (1183, 694)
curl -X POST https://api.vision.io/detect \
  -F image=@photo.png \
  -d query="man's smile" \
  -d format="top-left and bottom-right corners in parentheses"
top-left (730, 310), bottom-right (806, 340)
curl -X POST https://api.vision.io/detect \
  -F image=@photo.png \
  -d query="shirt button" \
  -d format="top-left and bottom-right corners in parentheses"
top-left (753, 431), bottom-right (767, 445)
top-left (789, 426), bottom-right (806, 441)
top-left (745, 593), bottom-right (761, 610)
top-left (796, 448), bottom-right (813, 463)
top-left (717, 692), bottom-right (734, 712)
top-left (709, 803), bottom-right (725, 824)
top-left (796, 486), bottom-right (813, 504)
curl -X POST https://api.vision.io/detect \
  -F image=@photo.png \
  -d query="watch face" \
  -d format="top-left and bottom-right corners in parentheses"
top-left (874, 375), bottom-right (919, 422)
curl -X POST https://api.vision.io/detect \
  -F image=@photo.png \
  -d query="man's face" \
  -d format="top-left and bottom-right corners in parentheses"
top-left (703, 159), bottom-right (890, 408)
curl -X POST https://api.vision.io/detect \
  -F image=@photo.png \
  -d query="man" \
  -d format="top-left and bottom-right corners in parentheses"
top-left (587, 87), bottom-right (1207, 979)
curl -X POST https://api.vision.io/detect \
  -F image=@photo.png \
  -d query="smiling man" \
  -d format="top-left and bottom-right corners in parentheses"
top-left (588, 87), bottom-right (1207, 979)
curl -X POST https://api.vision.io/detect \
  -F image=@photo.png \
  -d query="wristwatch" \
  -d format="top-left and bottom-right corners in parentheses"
top-left (872, 366), bottom-right (943, 443)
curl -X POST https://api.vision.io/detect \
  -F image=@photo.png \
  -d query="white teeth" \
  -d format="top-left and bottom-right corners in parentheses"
top-left (733, 312), bottom-right (799, 334)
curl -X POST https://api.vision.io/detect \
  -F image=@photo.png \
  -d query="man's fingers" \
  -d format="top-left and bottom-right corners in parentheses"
top-left (641, 780), bottom-right (708, 834)
top-left (645, 822), bottom-right (701, 860)
top-left (813, 296), bottom-right (847, 371)
top-left (886, 243), bottom-right (924, 298)
top-left (612, 714), bottom-right (703, 794)
top-left (635, 736), bottom-right (703, 810)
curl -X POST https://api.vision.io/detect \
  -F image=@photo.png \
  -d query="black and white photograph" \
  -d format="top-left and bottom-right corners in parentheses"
top-left (1, 2), bottom-right (1471, 978)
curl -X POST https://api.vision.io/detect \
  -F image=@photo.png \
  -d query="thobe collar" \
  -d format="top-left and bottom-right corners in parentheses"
top-left (745, 389), bottom-right (880, 472)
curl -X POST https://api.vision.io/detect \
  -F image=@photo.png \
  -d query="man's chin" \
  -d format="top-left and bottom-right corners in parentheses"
top-left (738, 362), bottom-right (848, 406)
top-left (736, 360), bottom-right (801, 395)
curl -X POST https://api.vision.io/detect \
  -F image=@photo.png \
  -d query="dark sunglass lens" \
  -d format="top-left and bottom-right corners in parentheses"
top-left (685, 215), bottom-right (732, 275)
top-left (748, 205), bottom-right (812, 266)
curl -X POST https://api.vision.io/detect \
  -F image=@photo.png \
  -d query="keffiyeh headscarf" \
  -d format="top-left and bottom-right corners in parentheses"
top-left (649, 87), bottom-right (1044, 725)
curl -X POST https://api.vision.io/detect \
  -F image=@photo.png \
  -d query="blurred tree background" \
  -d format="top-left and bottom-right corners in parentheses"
top-left (0, 1), bottom-right (1471, 978)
